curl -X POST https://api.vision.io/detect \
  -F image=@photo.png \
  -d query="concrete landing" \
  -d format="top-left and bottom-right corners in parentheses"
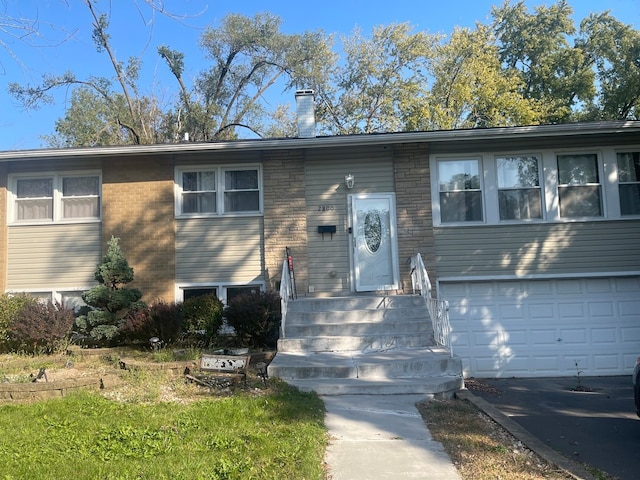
top-left (323, 394), bottom-right (461, 480)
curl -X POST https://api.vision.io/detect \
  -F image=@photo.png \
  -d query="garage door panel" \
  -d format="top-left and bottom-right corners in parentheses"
top-left (531, 330), bottom-right (560, 345)
top-left (557, 302), bottom-right (585, 317)
top-left (615, 277), bottom-right (640, 292)
top-left (441, 277), bottom-right (640, 378)
top-left (556, 279), bottom-right (583, 294)
top-left (619, 301), bottom-right (640, 316)
top-left (529, 303), bottom-right (555, 320)
top-left (560, 329), bottom-right (588, 344)
top-left (593, 355), bottom-right (620, 371)
top-left (499, 304), bottom-right (525, 319)
top-left (586, 278), bottom-right (614, 293)
top-left (591, 328), bottom-right (618, 344)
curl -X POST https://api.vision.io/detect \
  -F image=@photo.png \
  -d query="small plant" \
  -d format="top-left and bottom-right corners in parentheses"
top-left (74, 236), bottom-right (145, 345)
top-left (7, 300), bottom-right (75, 354)
top-left (224, 290), bottom-right (281, 348)
top-left (181, 294), bottom-right (224, 344)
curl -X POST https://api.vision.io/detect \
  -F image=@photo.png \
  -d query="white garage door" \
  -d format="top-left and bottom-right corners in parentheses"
top-left (440, 277), bottom-right (640, 378)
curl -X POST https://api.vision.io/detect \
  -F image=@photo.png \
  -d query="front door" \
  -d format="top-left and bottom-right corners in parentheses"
top-left (351, 194), bottom-right (400, 291)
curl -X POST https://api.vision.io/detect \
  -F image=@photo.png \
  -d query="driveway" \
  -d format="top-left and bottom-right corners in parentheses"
top-left (467, 376), bottom-right (639, 480)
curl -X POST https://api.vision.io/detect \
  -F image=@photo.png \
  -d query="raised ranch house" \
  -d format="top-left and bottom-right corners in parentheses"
top-left (1, 92), bottom-right (639, 390)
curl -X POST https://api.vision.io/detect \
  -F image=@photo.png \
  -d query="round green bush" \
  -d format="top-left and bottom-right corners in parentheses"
top-left (181, 294), bottom-right (224, 342)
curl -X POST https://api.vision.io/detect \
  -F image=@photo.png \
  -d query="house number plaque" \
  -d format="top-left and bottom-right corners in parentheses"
top-left (317, 205), bottom-right (335, 212)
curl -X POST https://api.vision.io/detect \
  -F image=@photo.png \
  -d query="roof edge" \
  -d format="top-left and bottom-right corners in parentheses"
top-left (1, 121), bottom-right (638, 162)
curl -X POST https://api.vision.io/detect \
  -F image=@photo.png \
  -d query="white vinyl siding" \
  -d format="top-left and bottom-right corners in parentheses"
top-left (304, 147), bottom-right (394, 294)
top-left (175, 217), bottom-right (264, 284)
top-left (434, 221), bottom-right (640, 279)
top-left (7, 224), bottom-right (101, 290)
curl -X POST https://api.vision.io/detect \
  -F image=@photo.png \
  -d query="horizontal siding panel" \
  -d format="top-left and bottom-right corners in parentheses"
top-left (435, 221), bottom-right (640, 278)
top-left (7, 224), bottom-right (101, 290)
top-left (176, 217), bottom-right (264, 284)
top-left (303, 147), bottom-right (393, 294)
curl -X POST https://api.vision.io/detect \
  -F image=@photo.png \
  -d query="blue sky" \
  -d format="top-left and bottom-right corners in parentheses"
top-left (1, 0), bottom-right (638, 151)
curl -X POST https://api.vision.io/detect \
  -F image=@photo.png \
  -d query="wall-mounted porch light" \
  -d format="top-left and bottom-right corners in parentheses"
top-left (345, 174), bottom-right (355, 189)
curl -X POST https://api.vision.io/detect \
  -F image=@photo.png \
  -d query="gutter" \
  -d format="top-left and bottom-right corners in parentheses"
top-left (0, 120), bottom-right (638, 162)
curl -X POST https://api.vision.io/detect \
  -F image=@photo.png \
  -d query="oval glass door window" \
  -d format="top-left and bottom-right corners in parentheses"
top-left (364, 211), bottom-right (382, 253)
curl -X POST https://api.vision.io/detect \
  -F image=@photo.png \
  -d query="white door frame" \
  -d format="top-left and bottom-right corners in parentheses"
top-left (348, 193), bottom-right (400, 292)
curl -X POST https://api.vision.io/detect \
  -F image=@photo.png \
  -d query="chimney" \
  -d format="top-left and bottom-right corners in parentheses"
top-left (295, 89), bottom-right (316, 138)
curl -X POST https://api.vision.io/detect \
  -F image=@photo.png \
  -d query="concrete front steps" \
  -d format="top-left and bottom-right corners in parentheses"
top-left (268, 295), bottom-right (463, 396)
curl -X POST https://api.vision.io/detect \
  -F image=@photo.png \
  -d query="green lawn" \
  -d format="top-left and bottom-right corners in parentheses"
top-left (0, 382), bottom-right (327, 480)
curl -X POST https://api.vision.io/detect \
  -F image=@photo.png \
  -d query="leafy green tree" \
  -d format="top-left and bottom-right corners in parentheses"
top-left (491, 0), bottom-right (595, 123)
top-left (577, 12), bottom-right (640, 120)
top-left (159, 12), bottom-right (334, 141)
top-left (318, 23), bottom-right (435, 134)
top-left (75, 236), bottom-right (144, 344)
top-left (9, 0), bottom-right (161, 146)
top-left (404, 25), bottom-right (542, 130)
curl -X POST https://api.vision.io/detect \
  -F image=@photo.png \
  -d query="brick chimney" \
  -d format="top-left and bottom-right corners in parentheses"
top-left (295, 89), bottom-right (316, 138)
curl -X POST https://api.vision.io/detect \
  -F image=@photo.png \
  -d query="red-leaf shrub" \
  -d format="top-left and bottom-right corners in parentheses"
top-left (224, 291), bottom-right (281, 348)
top-left (8, 300), bottom-right (75, 354)
top-left (119, 301), bottom-right (183, 344)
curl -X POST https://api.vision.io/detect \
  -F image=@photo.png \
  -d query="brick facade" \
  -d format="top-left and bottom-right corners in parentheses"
top-left (393, 143), bottom-right (436, 291)
top-left (262, 149), bottom-right (309, 295)
top-left (101, 155), bottom-right (176, 303)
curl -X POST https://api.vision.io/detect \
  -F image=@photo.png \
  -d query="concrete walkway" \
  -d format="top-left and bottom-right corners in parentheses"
top-left (323, 395), bottom-right (461, 480)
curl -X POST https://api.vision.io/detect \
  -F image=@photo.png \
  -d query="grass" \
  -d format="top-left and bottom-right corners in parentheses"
top-left (418, 398), bottom-right (591, 480)
top-left (0, 352), bottom-right (327, 480)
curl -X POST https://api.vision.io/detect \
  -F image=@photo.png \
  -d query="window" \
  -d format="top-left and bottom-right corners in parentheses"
top-left (176, 166), bottom-right (261, 216)
top-left (224, 169), bottom-right (260, 212)
top-left (557, 154), bottom-right (602, 218)
top-left (617, 152), bottom-right (640, 216)
top-left (182, 171), bottom-right (216, 214)
top-left (183, 287), bottom-right (217, 301)
top-left (496, 156), bottom-right (542, 220)
top-left (16, 178), bottom-right (53, 221)
top-left (62, 176), bottom-right (100, 219)
top-left (227, 286), bottom-right (261, 303)
top-left (11, 173), bottom-right (101, 223)
top-left (179, 284), bottom-right (263, 305)
top-left (438, 159), bottom-right (483, 222)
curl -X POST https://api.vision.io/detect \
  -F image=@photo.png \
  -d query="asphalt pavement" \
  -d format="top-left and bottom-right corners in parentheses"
top-left (465, 376), bottom-right (639, 480)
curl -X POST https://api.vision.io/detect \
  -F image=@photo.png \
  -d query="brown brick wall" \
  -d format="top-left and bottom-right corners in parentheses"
top-left (0, 163), bottom-right (7, 293)
top-left (393, 143), bottom-right (436, 291)
top-left (262, 149), bottom-right (308, 294)
top-left (101, 155), bottom-right (176, 303)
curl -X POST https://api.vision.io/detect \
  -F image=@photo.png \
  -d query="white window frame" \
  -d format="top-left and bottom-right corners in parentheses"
top-left (556, 152), bottom-right (604, 219)
top-left (175, 165), bottom-right (263, 218)
top-left (176, 282), bottom-right (265, 305)
top-left (8, 171), bottom-right (102, 225)
top-left (616, 150), bottom-right (640, 217)
top-left (434, 156), bottom-right (484, 224)
top-left (495, 155), bottom-right (544, 222)
top-left (6, 288), bottom-right (89, 312)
